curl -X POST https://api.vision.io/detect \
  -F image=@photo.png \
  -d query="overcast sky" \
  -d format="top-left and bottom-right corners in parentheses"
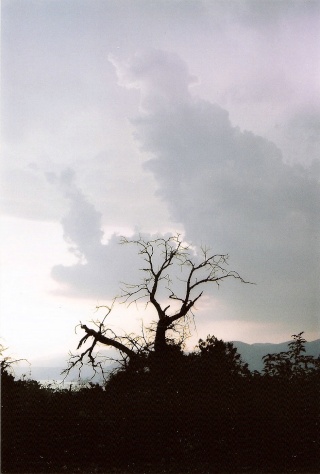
top-left (1, 0), bottom-right (319, 365)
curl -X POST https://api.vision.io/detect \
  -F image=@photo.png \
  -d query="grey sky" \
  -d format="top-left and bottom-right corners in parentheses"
top-left (1, 0), bottom-right (319, 359)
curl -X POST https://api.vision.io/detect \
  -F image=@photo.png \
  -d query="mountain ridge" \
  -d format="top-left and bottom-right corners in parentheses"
top-left (232, 338), bottom-right (320, 371)
top-left (14, 339), bottom-right (320, 380)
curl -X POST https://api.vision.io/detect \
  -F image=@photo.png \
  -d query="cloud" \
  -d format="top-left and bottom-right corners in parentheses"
top-left (51, 168), bottom-right (104, 258)
top-left (49, 168), bottom-right (208, 307)
top-left (49, 169), bottom-right (180, 301)
top-left (48, 47), bottom-right (319, 338)
top-left (0, 162), bottom-right (67, 221)
top-left (109, 49), bottom-right (198, 113)
top-left (283, 105), bottom-right (320, 165)
top-left (112, 50), bottom-right (320, 331)
top-left (229, 0), bottom-right (320, 28)
top-left (48, 169), bottom-right (139, 298)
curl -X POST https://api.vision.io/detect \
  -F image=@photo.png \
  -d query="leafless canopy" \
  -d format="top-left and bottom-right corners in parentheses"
top-left (64, 233), bottom-right (251, 379)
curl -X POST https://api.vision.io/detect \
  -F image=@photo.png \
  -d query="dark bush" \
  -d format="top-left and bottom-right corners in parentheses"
top-left (1, 334), bottom-right (319, 472)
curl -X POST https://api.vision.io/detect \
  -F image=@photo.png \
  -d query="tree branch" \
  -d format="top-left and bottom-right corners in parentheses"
top-left (79, 325), bottom-right (136, 358)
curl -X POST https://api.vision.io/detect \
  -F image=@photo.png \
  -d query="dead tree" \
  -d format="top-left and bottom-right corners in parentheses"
top-left (63, 303), bottom-right (150, 380)
top-left (120, 234), bottom-right (250, 354)
top-left (64, 234), bottom-right (250, 378)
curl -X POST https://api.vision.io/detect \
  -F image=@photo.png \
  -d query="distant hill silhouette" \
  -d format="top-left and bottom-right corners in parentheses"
top-left (14, 339), bottom-right (320, 381)
top-left (232, 338), bottom-right (320, 371)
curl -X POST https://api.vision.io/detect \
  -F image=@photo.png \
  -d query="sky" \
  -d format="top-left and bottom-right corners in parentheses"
top-left (1, 0), bottom-right (320, 366)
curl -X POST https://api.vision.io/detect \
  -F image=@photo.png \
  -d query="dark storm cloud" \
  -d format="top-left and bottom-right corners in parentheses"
top-left (113, 50), bottom-right (320, 329)
top-left (46, 46), bottom-right (319, 336)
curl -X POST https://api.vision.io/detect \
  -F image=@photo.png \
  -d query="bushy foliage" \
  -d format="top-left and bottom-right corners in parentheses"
top-left (1, 334), bottom-right (320, 473)
top-left (197, 334), bottom-right (250, 376)
top-left (262, 332), bottom-right (320, 378)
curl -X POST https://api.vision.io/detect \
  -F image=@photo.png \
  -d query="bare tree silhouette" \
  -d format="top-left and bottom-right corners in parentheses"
top-left (64, 233), bottom-right (251, 378)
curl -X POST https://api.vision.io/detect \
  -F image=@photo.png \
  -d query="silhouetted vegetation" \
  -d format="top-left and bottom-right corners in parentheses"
top-left (2, 333), bottom-right (320, 473)
top-left (2, 236), bottom-right (319, 472)
top-left (64, 234), bottom-right (251, 380)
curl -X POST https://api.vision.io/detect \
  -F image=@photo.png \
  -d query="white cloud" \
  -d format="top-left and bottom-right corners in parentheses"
top-left (109, 49), bottom-right (198, 113)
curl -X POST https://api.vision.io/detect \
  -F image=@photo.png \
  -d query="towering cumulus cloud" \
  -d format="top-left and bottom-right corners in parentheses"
top-left (112, 50), bottom-right (320, 331)
top-left (109, 50), bottom-right (198, 113)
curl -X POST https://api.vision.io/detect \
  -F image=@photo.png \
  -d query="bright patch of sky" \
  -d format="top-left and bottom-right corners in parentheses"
top-left (1, 0), bottom-right (319, 364)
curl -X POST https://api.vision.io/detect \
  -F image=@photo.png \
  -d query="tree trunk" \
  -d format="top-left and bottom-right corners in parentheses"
top-left (154, 318), bottom-right (169, 354)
